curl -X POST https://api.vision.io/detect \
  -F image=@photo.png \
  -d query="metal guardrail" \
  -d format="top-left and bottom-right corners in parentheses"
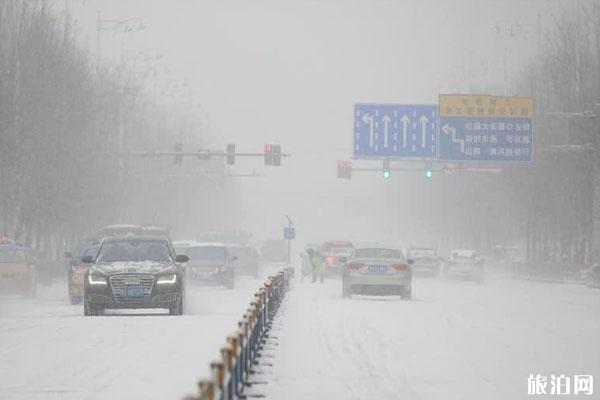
top-left (184, 267), bottom-right (294, 400)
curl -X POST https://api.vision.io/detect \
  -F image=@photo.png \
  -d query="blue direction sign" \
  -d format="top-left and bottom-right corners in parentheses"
top-left (284, 226), bottom-right (295, 240)
top-left (438, 117), bottom-right (533, 161)
top-left (354, 104), bottom-right (437, 158)
top-left (438, 95), bottom-right (534, 162)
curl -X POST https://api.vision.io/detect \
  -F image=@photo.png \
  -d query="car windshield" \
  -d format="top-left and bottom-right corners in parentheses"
top-left (354, 248), bottom-right (401, 259)
top-left (409, 248), bottom-right (436, 258)
top-left (331, 247), bottom-right (353, 256)
top-left (187, 246), bottom-right (227, 264)
top-left (96, 240), bottom-right (172, 263)
top-left (0, 247), bottom-right (26, 263)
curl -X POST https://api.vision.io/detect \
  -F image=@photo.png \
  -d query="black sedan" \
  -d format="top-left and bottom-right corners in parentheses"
top-left (83, 236), bottom-right (188, 316)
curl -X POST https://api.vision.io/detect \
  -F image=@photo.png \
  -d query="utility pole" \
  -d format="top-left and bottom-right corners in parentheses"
top-left (593, 104), bottom-right (600, 264)
top-left (285, 215), bottom-right (294, 267)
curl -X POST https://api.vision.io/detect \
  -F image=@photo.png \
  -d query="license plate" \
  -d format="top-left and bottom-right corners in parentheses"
top-left (368, 265), bottom-right (387, 274)
top-left (120, 286), bottom-right (145, 298)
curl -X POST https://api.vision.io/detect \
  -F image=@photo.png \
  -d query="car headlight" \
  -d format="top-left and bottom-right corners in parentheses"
top-left (157, 274), bottom-right (177, 285)
top-left (87, 274), bottom-right (107, 285)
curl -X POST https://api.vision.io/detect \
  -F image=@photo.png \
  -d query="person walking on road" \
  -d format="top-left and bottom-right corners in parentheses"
top-left (309, 248), bottom-right (325, 283)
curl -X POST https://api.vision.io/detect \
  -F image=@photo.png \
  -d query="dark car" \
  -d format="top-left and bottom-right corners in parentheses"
top-left (184, 243), bottom-right (235, 289)
top-left (83, 236), bottom-right (188, 316)
top-left (230, 245), bottom-right (260, 278)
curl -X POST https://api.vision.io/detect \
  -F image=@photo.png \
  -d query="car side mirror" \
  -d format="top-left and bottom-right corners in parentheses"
top-left (407, 258), bottom-right (414, 265)
top-left (176, 255), bottom-right (189, 263)
top-left (64, 251), bottom-right (72, 259)
top-left (81, 255), bottom-right (94, 264)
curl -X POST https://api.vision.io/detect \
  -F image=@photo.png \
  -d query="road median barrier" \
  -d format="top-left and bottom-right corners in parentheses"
top-left (184, 267), bottom-right (294, 400)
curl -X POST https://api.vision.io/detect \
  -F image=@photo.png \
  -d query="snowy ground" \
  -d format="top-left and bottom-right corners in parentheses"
top-left (264, 275), bottom-right (600, 400)
top-left (0, 265), bottom-right (283, 400)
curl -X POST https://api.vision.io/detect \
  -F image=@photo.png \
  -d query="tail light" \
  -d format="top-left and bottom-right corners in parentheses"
top-left (326, 256), bottom-right (334, 265)
top-left (346, 263), bottom-right (364, 270)
top-left (391, 264), bottom-right (409, 271)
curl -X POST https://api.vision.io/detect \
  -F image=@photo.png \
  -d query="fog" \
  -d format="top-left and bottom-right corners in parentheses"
top-left (61, 0), bottom-right (564, 247)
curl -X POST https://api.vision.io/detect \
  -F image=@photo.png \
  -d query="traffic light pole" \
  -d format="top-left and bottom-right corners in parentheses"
top-left (285, 215), bottom-right (293, 267)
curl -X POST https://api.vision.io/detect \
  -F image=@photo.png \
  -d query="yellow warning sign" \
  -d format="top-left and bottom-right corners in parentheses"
top-left (439, 94), bottom-right (534, 118)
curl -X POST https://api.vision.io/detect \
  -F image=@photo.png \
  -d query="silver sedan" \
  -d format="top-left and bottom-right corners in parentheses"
top-left (341, 246), bottom-right (413, 300)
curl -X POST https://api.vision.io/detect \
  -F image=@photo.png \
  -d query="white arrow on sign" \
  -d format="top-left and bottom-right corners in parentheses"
top-left (400, 115), bottom-right (410, 148)
top-left (442, 123), bottom-right (464, 153)
top-left (382, 115), bottom-right (391, 148)
top-left (419, 115), bottom-right (429, 149)
top-left (362, 113), bottom-right (375, 147)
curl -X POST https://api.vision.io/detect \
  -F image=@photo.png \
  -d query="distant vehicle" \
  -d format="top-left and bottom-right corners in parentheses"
top-left (229, 245), bottom-right (260, 278)
top-left (584, 263), bottom-right (600, 288)
top-left (0, 243), bottom-right (36, 297)
top-left (185, 242), bottom-right (235, 289)
top-left (322, 241), bottom-right (353, 275)
top-left (83, 236), bottom-right (188, 316)
top-left (342, 246), bottom-right (413, 299)
top-left (96, 224), bottom-right (144, 238)
top-left (141, 225), bottom-right (170, 239)
top-left (405, 247), bottom-right (442, 277)
top-left (260, 239), bottom-right (288, 264)
top-left (172, 240), bottom-right (197, 256)
top-left (200, 230), bottom-right (251, 246)
top-left (444, 249), bottom-right (484, 283)
top-left (65, 239), bottom-right (100, 304)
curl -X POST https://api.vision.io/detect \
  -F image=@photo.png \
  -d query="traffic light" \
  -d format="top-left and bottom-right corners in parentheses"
top-left (425, 161), bottom-right (433, 179)
top-left (173, 142), bottom-right (183, 166)
top-left (382, 159), bottom-right (391, 179)
top-left (272, 144), bottom-right (282, 166)
top-left (337, 160), bottom-right (352, 179)
top-left (226, 143), bottom-right (235, 165)
top-left (264, 144), bottom-right (273, 165)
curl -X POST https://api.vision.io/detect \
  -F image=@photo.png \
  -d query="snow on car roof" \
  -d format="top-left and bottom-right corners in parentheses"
top-left (188, 242), bottom-right (227, 248)
top-left (102, 235), bottom-right (169, 243)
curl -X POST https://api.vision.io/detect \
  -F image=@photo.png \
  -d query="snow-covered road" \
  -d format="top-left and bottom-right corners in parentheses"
top-left (265, 277), bottom-right (600, 400)
top-left (0, 270), bottom-right (280, 400)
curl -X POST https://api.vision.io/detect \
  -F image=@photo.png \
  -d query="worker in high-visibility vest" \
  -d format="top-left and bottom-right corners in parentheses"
top-left (308, 248), bottom-right (325, 283)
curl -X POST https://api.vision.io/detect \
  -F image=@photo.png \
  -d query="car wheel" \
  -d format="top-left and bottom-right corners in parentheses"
top-left (170, 295), bottom-right (183, 316)
top-left (84, 298), bottom-right (101, 316)
top-left (401, 286), bottom-right (412, 301)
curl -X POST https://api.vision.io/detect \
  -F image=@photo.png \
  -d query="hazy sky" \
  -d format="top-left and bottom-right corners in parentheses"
top-left (65, 0), bottom-right (567, 244)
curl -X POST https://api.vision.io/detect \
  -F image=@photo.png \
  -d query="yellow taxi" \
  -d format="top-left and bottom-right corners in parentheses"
top-left (0, 238), bottom-right (36, 297)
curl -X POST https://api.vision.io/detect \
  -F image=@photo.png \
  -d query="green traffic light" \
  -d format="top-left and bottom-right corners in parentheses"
top-left (382, 170), bottom-right (391, 179)
top-left (425, 170), bottom-right (433, 179)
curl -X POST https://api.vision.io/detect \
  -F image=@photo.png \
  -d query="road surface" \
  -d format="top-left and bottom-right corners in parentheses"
top-left (0, 269), bottom-right (281, 400)
top-left (264, 276), bottom-right (600, 400)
